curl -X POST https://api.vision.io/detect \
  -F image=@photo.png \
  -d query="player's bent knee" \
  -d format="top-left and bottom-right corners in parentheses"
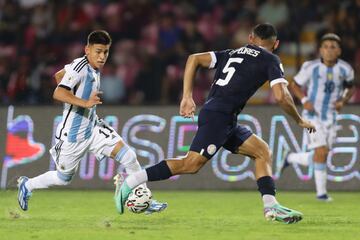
top-left (56, 171), bottom-right (73, 185)
top-left (254, 144), bottom-right (272, 162)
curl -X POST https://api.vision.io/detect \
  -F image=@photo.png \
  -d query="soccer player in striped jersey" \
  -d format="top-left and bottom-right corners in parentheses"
top-left (17, 30), bottom-right (167, 214)
top-left (281, 33), bottom-right (355, 201)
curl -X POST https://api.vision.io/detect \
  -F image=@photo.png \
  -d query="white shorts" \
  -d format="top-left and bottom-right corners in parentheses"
top-left (49, 120), bottom-right (122, 176)
top-left (306, 119), bottom-right (337, 150)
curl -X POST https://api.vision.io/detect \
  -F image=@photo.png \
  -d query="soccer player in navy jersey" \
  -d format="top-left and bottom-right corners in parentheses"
top-left (114, 23), bottom-right (316, 223)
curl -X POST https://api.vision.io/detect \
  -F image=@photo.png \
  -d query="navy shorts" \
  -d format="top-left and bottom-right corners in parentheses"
top-left (189, 109), bottom-right (252, 159)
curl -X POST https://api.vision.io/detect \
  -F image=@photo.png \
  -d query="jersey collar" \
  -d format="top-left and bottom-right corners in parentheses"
top-left (320, 57), bottom-right (338, 67)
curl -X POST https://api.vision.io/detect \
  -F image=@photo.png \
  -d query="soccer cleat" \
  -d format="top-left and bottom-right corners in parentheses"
top-left (113, 173), bottom-right (132, 214)
top-left (17, 176), bottom-right (32, 211)
top-left (144, 200), bottom-right (168, 215)
top-left (264, 204), bottom-right (303, 224)
top-left (317, 194), bottom-right (333, 202)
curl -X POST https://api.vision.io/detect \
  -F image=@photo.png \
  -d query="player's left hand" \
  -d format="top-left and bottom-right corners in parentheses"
top-left (85, 91), bottom-right (103, 108)
top-left (180, 97), bottom-right (196, 120)
top-left (334, 100), bottom-right (344, 112)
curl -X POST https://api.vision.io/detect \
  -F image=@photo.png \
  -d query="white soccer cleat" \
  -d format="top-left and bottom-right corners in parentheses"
top-left (17, 176), bottom-right (32, 211)
top-left (113, 173), bottom-right (131, 214)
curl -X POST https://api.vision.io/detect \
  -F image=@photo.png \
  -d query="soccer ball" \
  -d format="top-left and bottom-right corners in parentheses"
top-left (125, 186), bottom-right (152, 213)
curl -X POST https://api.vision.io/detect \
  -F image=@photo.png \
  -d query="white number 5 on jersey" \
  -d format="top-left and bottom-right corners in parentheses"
top-left (215, 58), bottom-right (244, 86)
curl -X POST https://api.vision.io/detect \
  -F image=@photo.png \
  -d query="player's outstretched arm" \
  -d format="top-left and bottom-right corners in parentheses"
top-left (180, 53), bottom-right (212, 118)
top-left (53, 87), bottom-right (102, 108)
top-left (272, 82), bottom-right (316, 133)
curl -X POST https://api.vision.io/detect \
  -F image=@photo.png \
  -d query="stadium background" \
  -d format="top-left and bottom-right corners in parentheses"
top-left (0, 0), bottom-right (359, 191)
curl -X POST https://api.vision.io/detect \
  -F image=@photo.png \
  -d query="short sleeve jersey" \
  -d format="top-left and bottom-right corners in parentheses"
top-left (203, 44), bottom-right (287, 114)
top-left (56, 56), bottom-right (101, 142)
top-left (294, 58), bottom-right (354, 121)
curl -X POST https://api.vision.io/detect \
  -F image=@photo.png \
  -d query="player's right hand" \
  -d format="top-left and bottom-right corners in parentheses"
top-left (180, 97), bottom-right (196, 120)
top-left (85, 91), bottom-right (103, 108)
top-left (298, 118), bottom-right (316, 133)
top-left (303, 101), bottom-right (315, 112)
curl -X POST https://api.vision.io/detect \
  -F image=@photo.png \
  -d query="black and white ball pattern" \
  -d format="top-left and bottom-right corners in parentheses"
top-left (125, 186), bottom-right (152, 213)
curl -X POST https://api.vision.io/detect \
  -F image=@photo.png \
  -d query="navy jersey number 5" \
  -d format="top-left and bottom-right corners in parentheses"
top-left (216, 58), bottom-right (244, 86)
top-left (204, 45), bottom-right (287, 114)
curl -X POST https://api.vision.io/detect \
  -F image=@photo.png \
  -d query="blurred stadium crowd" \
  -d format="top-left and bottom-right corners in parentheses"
top-left (0, 0), bottom-right (360, 105)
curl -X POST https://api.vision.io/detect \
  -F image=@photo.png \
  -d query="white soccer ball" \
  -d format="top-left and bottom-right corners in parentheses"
top-left (125, 186), bottom-right (152, 213)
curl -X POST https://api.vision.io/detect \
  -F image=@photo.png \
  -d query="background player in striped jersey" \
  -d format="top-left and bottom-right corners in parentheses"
top-left (281, 33), bottom-right (355, 201)
top-left (17, 30), bottom-right (167, 214)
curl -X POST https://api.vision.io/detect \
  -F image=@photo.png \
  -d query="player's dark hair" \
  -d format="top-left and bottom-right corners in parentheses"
top-left (320, 33), bottom-right (341, 46)
top-left (252, 23), bottom-right (277, 40)
top-left (87, 30), bottom-right (112, 45)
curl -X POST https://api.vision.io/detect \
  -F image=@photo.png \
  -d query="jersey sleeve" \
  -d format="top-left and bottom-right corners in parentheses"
top-left (342, 65), bottom-right (355, 88)
top-left (208, 49), bottom-right (232, 69)
top-left (345, 66), bottom-right (355, 82)
top-left (58, 64), bottom-right (82, 91)
top-left (293, 61), bottom-right (311, 86)
top-left (267, 55), bottom-right (288, 88)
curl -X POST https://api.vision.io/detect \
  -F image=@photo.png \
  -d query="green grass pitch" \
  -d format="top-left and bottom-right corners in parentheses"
top-left (1, 190), bottom-right (359, 240)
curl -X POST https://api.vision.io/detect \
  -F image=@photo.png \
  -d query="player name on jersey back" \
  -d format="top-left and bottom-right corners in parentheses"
top-left (229, 47), bottom-right (260, 57)
top-left (204, 44), bottom-right (286, 115)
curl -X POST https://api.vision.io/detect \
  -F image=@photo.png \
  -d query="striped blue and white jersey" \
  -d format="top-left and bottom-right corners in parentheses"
top-left (294, 59), bottom-right (354, 123)
top-left (56, 56), bottom-right (101, 142)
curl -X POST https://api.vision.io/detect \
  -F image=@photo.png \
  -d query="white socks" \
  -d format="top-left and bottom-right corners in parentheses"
top-left (114, 145), bottom-right (141, 174)
top-left (287, 152), bottom-right (313, 166)
top-left (288, 152), bottom-right (328, 196)
top-left (262, 194), bottom-right (278, 208)
top-left (115, 146), bottom-right (143, 174)
top-left (121, 151), bottom-right (142, 175)
top-left (25, 171), bottom-right (69, 191)
top-left (314, 163), bottom-right (327, 196)
top-left (125, 170), bottom-right (148, 189)
top-left (114, 146), bottom-right (148, 189)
